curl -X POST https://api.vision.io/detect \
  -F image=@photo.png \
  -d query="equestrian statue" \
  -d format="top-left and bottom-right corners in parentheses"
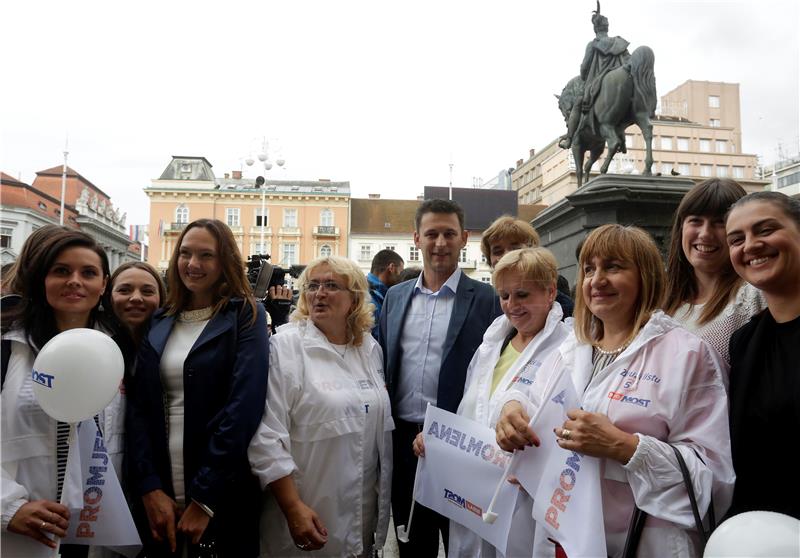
top-left (556, 2), bottom-right (657, 186)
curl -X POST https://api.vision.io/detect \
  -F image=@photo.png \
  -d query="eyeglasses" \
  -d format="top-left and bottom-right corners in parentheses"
top-left (306, 281), bottom-right (347, 293)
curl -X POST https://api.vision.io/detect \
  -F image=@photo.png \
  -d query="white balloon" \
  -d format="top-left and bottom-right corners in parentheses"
top-left (32, 328), bottom-right (124, 423)
top-left (704, 511), bottom-right (800, 557)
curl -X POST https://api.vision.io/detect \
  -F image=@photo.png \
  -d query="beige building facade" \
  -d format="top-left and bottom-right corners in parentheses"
top-left (146, 156), bottom-right (349, 270)
top-left (513, 80), bottom-right (767, 206)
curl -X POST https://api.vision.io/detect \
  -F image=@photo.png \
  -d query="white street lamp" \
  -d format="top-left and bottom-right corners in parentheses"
top-left (244, 138), bottom-right (287, 255)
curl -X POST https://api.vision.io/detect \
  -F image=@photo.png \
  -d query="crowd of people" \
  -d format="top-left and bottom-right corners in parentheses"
top-left (1, 179), bottom-right (798, 558)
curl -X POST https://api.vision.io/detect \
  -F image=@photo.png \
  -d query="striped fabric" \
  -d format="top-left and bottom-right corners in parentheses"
top-left (55, 421), bottom-right (70, 501)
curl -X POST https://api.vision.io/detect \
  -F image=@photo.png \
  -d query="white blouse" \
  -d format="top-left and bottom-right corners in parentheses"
top-left (160, 313), bottom-right (210, 504)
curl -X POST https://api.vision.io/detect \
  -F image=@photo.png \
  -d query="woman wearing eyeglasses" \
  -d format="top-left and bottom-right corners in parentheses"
top-left (248, 256), bottom-right (393, 557)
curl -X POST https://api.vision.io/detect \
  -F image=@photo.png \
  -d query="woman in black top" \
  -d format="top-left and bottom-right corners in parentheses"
top-left (725, 191), bottom-right (800, 519)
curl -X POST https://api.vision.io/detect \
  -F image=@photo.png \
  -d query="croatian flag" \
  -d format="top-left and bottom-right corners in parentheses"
top-left (414, 406), bottom-right (519, 555)
top-left (61, 420), bottom-right (141, 556)
top-left (515, 368), bottom-right (606, 557)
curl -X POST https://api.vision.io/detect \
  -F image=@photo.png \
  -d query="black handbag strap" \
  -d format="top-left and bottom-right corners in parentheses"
top-left (671, 445), bottom-right (715, 542)
top-left (622, 444), bottom-right (715, 558)
top-left (621, 506), bottom-right (648, 558)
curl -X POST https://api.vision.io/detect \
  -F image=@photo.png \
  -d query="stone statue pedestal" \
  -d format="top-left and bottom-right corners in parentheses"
top-left (532, 173), bottom-right (695, 286)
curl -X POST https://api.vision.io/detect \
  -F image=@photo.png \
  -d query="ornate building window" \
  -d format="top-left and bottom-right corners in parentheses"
top-left (175, 205), bottom-right (189, 224)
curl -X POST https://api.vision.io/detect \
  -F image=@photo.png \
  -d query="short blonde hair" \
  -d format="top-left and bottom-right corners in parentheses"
top-left (492, 247), bottom-right (558, 290)
top-left (293, 256), bottom-right (374, 346)
top-left (574, 225), bottom-right (665, 345)
top-left (481, 216), bottom-right (540, 263)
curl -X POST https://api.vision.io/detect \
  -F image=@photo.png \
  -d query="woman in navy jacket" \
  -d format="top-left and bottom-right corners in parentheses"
top-left (127, 219), bottom-right (268, 557)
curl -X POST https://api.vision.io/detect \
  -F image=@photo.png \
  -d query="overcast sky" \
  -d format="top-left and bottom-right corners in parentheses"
top-left (2, 0), bottom-right (798, 227)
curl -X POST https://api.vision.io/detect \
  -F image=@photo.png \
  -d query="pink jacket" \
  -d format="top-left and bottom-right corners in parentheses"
top-left (499, 311), bottom-right (735, 558)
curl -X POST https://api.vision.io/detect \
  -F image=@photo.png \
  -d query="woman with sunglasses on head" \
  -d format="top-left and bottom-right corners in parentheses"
top-left (1, 226), bottom-right (130, 558)
top-left (495, 224), bottom-right (734, 557)
top-left (126, 219), bottom-right (268, 557)
top-left (249, 256), bottom-right (393, 557)
top-left (725, 192), bottom-right (800, 520)
top-left (665, 178), bottom-right (766, 362)
top-left (481, 215), bottom-right (575, 318)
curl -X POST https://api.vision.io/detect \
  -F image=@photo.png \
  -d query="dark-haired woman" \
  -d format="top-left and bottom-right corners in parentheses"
top-left (126, 219), bottom-right (268, 556)
top-left (1, 226), bottom-right (130, 557)
top-left (726, 192), bottom-right (800, 519)
top-left (665, 178), bottom-right (766, 362)
top-left (106, 261), bottom-right (166, 348)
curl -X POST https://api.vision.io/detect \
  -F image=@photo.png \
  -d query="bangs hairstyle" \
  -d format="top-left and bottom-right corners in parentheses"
top-left (492, 247), bottom-right (557, 291)
top-left (574, 224), bottom-right (665, 345)
top-left (165, 219), bottom-right (257, 324)
top-left (665, 178), bottom-right (747, 324)
top-left (481, 216), bottom-right (540, 264)
top-left (293, 256), bottom-right (374, 347)
top-left (1, 225), bottom-right (115, 351)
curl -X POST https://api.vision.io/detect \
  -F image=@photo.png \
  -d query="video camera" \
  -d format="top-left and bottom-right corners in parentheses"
top-left (246, 254), bottom-right (305, 301)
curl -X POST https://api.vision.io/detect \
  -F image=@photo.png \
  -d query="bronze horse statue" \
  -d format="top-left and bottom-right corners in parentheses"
top-left (557, 45), bottom-right (656, 187)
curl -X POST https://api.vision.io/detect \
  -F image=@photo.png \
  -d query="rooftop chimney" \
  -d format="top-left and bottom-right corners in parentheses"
top-left (368, 193), bottom-right (380, 199)
top-left (232, 170), bottom-right (242, 180)
top-left (516, 159), bottom-right (524, 168)
top-left (529, 148), bottom-right (536, 158)
top-left (224, 173), bottom-right (230, 179)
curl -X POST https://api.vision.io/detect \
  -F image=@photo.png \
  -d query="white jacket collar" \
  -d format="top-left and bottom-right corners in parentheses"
top-left (275, 318), bottom-right (378, 354)
top-left (482, 301), bottom-right (566, 345)
top-left (560, 310), bottom-right (677, 359)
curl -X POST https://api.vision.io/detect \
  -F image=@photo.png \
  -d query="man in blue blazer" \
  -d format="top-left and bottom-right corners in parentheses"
top-left (379, 199), bottom-right (501, 557)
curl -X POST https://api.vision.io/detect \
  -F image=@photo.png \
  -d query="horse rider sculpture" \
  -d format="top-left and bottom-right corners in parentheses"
top-left (559, 3), bottom-right (631, 150)
top-left (555, 2), bottom-right (657, 185)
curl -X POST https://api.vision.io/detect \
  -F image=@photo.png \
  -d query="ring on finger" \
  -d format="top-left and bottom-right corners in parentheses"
top-left (561, 428), bottom-right (572, 440)
top-left (41, 521), bottom-right (47, 530)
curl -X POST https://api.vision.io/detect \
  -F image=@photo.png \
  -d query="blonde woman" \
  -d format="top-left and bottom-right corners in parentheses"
top-left (249, 256), bottom-right (393, 557)
top-left (414, 248), bottom-right (570, 557)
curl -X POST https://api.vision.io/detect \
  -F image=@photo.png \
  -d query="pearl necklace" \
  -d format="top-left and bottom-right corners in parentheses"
top-left (593, 340), bottom-right (630, 356)
top-left (179, 306), bottom-right (214, 323)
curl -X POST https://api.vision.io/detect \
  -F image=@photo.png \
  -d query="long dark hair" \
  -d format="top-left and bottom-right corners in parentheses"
top-left (104, 260), bottom-right (166, 344)
top-left (165, 219), bottom-right (257, 323)
top-left (664, 178), bottom-right (747, 324)
top-left (1, 226), bottom-right (123, 353)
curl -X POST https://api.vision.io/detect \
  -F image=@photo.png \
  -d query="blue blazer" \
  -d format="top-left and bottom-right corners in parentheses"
top-left (379, 273), bottom-right (502, 414)
top-left (126, 299), bottom-right (268, 555)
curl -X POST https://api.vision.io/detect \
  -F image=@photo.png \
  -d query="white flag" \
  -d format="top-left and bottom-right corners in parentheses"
top-left (415, 406), bottom-right (519, 555)
top-left (61, 419), bottom-right (142, 554)
top-left (519, 370), bottom-right (606, 558)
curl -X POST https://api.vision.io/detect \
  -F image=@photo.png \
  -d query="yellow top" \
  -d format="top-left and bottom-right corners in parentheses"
top-left (490, 342), bottom-right (520, 395)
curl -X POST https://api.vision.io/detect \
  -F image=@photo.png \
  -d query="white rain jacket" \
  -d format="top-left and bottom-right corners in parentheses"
top-left (497, 311), bottom-right (735, 558)
top-left (451, 303), bottom-right (569, 558)
top-left (1, 328), bottom-right (125, 558)
top-left (248, 320), bottom-right (394, 557)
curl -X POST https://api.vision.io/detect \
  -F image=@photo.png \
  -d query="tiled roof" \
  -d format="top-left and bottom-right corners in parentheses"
top-left (350, 198), bottom-right (419, 234)
top-left (0, 172), bottom-right (28, 187)
top-left (158, 156), bottom-right (216, 181)
top-left (34, 165), bottom-right (110, 198)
